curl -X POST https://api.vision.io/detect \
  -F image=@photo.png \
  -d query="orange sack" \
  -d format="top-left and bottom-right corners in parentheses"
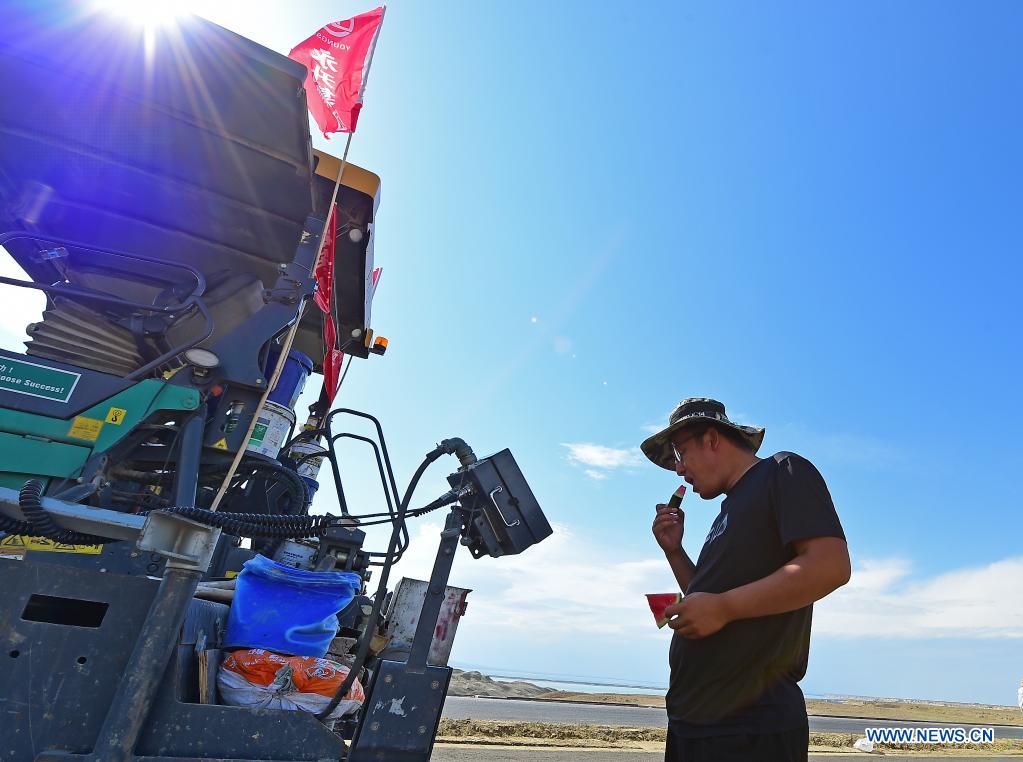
top-left (218, 648), bottom-right (365, 720)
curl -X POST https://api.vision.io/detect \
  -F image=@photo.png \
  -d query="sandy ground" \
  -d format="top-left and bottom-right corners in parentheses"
top-left (436, 720), bottom-right (1023, 756)
top-left (432, 747), bottom-right (1021, 761)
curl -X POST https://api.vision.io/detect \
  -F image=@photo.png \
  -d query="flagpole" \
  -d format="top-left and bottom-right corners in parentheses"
top-left (209, 133), bottom-right (354, 511)
top-left (304, 133), bottom-right (353, 435)
top-left (211, 4), bottom-right (384, 511)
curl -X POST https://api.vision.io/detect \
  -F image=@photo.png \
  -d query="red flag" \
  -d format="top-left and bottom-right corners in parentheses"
top-left (289, 7), bottom-right (385, 137)
top-left (314, 204), bottom-right (337, 313)
top-left (322, 315), bottom-right (344, 403)
top-left (314, 205), bottom-right (344, 402)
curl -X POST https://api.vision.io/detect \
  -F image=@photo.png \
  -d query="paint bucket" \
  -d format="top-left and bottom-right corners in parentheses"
top-left (267, 349), bottom-right (314, 409)
top-left (224, 554), bottom-right (361, 657)
top-left (245, 401), bottom-right (296, 459)
top-left (287, 441), bottom-right (328, 482)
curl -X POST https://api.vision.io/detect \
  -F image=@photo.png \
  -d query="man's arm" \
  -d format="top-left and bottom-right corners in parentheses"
top-left (721, 536), bottom-right (850, 619)
top-left (667, 536), bottom-right (850, 639)
top-left (665, 547), bottom-right (697, 592)
top-left (652, 502), bottom-right (695, 591)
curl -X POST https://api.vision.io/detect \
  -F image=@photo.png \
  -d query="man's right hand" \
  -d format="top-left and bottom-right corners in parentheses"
top-left (652, 502), bottom-right (684, 555)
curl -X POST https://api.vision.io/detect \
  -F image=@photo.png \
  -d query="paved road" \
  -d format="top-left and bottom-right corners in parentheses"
top-left (442, 696), bottom-right (1023, 739)
top-left (434, 748), bottom-right (1014, 761)
top-left (443, 696), bottom-right (665, 728)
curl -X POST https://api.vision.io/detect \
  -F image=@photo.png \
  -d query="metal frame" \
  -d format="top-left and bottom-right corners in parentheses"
top-left (0, 486), bottom-right (146, 540)
top-left (3, 560), bottom-right (345, 762)
top-left (0, 206), bottom-right (340, 760)
top-left (0, 232), bottom-right (214, 381)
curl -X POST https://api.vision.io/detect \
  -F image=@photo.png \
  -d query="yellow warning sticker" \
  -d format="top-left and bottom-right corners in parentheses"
top-left (68, 416), bottom-right (104, 442)
top-left (0, 535), bottom-right (102, 555)
top-left (212, 438), bottom-right (229, 450)
top-left (105, 407), bottom-right (128, 425)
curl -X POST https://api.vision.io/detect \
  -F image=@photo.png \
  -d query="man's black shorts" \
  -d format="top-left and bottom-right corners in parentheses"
top-left (665, 723), bottom-right (809, 762)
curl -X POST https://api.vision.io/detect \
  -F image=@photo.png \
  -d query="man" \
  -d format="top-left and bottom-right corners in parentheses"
top-left (642, 398), bottom-right (850, 762)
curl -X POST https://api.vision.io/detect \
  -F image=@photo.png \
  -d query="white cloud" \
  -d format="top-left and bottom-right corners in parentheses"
top-left (391, 521), bottom-right (678, 642)
top-left (392, 522), bottom-right (1023, 649)
top-left (380, 523), bottom-right (1023, 696)
top-left (816, 556), bottom-right (1023, 639)
top-left (561, 442), bottom-right (645, 481)
top-left (562, 442), bottom-right (643, 470)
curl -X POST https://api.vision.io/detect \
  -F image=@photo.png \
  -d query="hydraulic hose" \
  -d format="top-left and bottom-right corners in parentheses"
top-left (164, 506), bottom-right (334, 539)
top-left (439, 437), bottom-right (478, 468)
top-left (18, 480), bottom-right (114, 545)
top-left (8, 474), bottom-right (325, 547)
top-left (223, 460), bottom-right (309, 512)
top-left (0, 513), bottom-right (33, 535)
top-left (351, 488), bottom-right (467, 528)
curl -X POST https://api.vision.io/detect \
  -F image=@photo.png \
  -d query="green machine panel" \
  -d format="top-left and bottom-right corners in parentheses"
top-left (0, 379), bottom-right (200, 486)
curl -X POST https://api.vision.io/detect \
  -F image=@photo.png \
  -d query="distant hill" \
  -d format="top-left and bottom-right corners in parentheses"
top-left (448, 669), bottom-right (553, 699)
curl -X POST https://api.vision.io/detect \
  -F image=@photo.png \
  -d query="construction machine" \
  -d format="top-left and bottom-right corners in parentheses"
top-left (0, 4), bottom-right (552, 760)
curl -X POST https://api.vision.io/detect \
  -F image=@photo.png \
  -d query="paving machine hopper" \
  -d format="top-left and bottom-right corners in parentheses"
top-left (0, 4), bottom-right (552, 761)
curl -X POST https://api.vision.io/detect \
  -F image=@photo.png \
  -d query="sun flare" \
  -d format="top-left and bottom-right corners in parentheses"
top-left (92, 0), bottom-right (194, 28)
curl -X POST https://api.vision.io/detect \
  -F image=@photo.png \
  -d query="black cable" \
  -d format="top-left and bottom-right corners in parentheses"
top-left (228, 461), bottom-right (305, 557)
top-left (315, 444), bottom-right (447, 720)
top-left (391, 440), bottom-right (474, 563)
top-left (336, 354), bottom-right (353, 392)
top-left (18, 480), bottom-right (113, 545)
top-left (164, 507), bottom-right (325, 538)
top-left (0, 514), bottom-right (33, 535)
top-left (345, 493), bottom-right (460, 527)
top-left (224, 460), bottom-right (308, 511)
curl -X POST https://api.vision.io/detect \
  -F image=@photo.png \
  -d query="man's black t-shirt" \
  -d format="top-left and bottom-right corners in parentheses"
top-left (666, 452), bottom-right (845, 737)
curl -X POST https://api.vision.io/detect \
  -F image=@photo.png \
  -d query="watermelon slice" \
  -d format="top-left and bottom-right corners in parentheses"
top-left (646, 592), bottom-right (683, 629)
top-left (667, 484), bottom-right (686, 510)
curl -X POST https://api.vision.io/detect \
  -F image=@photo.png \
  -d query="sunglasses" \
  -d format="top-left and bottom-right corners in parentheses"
top-left (671, 434), bottom-right (700, 465)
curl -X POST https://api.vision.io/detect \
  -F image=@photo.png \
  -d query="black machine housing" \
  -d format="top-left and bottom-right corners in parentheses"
top-left (0, 4), bottom-right (553, 762)
top-left (452, 449), bottom-right (554, 559)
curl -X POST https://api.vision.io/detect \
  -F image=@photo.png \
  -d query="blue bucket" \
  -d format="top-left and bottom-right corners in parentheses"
top-left (224, 554), bottom-right (361, 657)
top-left (300, 475), bottom-right (319, 507)
top-left (266, 349), bottom-right (314, 409)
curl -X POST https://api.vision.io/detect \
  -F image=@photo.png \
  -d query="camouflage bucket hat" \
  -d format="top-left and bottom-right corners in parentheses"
top-left (641, 398), bottom-right (765, 471)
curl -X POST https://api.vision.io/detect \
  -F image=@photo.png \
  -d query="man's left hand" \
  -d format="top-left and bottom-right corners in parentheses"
top-left (665, 592), bottom-right (733, 639)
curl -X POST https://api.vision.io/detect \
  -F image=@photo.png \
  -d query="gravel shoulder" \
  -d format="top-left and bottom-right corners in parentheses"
top-left (436, 720), bottom-right (1023, 755)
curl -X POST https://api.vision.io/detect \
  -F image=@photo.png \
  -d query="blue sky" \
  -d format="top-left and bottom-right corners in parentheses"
top-left (4, 1), bottom-right (1023, 705)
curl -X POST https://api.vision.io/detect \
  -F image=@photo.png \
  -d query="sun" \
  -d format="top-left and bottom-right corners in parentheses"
top-left (92, 0), bottom-right (195, 28)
